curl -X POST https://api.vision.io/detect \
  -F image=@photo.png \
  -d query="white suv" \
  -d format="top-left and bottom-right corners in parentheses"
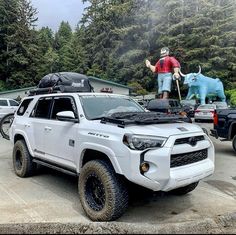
top-left (10, 92), bottom-right (215, 221)
top-left (0, 98), bottom-right (19, 119)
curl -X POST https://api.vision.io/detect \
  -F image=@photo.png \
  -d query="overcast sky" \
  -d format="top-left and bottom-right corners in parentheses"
top-left (31, 0), bottom-right (89, 31)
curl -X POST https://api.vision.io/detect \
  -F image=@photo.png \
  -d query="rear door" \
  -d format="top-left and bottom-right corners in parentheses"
top-left (9, 99), bottom-right (19, 113)
top-left (29, 97), bottom-right (53, 158)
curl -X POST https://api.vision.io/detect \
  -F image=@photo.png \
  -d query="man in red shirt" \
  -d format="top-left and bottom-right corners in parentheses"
top-left (145, 47), bottom-right (180, 99)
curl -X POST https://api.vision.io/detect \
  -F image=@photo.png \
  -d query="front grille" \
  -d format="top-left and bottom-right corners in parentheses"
top-left (171, 149), bottom-right (208, 168)
top-left (174, 135), bottom-right (205, 145)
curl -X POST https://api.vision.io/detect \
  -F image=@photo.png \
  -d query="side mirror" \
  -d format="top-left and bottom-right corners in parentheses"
top-left (56, 111), bottom-right (79, 123)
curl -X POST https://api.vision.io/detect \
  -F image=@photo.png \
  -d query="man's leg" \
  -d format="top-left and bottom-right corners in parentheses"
top-left (163, 91), bottom-right (169, 99)
top-left (157, 74), bottom-right (163, 99)
top-left (162, 73), bottom-right (172, 99)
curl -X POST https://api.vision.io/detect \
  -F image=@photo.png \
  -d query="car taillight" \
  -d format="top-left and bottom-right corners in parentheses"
top-left (213, 111), bottom-right (218, 125)
top-left (195, 110), bottom-right (200, 113)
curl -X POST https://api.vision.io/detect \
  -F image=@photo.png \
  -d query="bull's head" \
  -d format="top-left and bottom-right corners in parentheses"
top-left (180, 66), bottom-right (202, 86)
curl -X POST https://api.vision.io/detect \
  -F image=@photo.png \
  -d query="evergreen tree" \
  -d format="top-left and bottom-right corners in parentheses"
top-left (0, 0), bottom-right (39, 88)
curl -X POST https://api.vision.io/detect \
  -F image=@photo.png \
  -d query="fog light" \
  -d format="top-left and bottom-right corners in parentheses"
top-left (140, 162), bottom-right (150, 173)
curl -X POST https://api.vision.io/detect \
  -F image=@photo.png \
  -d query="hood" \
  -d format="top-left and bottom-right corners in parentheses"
top-left (125, 122), bottom-right (203, 138)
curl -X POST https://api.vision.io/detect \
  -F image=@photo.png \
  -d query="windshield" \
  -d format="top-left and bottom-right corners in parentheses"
top-left (79, 95), bottom-right (145, 120)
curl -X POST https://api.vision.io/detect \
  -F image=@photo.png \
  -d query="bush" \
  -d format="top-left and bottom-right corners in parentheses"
top-left (225, 89), bottom-right (236, 107)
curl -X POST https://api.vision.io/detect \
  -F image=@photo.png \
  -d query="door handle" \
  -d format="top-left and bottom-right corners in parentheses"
top-left (24, 124), bottom-right (31, 128)
top-left (44, 126), bottom-right (52, 131)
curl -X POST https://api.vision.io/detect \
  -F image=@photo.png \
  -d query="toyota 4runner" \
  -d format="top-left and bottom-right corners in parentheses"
top-left (10, 92), bottom-right (215, 221)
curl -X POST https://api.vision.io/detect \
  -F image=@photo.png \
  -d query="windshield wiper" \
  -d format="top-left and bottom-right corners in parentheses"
top-left (90, 116), bottom-right (107, 120)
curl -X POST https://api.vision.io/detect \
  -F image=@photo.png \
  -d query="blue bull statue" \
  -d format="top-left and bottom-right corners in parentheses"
top-left (180, 66), bottom-right (226, 105)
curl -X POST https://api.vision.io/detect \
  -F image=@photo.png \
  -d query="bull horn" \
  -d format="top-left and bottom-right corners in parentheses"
top-left (197, 65), bottom-right (202, 75)
top-left (179, 69), bottom-right (186, 77)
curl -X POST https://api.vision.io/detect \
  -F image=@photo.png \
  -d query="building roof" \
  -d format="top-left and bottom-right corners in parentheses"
top-left (0, 76), bottom-right (130, 95)
top-left (0, 86), bottom-right (35, 95)
top-left (88, 76), bottom-right (130, 89)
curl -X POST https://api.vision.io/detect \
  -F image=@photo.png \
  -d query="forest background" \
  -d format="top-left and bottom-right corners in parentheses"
top-left (0, 0), bottom-right (235, 102)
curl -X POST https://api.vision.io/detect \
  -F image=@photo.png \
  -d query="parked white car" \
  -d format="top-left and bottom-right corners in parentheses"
top-left (10, 92), bottom-right (215, 221)
top-left (0, 98), bottom-right (19, 119)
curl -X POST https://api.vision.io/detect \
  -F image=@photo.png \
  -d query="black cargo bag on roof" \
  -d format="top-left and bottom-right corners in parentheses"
top-left (29, 72), bottom-right (93, 96)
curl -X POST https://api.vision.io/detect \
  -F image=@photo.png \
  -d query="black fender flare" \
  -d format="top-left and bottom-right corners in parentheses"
top-left (228, 121), bottom-right (236, 140)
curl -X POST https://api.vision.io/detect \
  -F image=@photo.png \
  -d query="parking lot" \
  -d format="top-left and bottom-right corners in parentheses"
top-left (0, 122), bottom-right (235, 233)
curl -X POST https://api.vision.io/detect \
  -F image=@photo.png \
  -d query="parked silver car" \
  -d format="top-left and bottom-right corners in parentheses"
top-left (194, 104), bottom-right (216, 122)
top-left (0, 98), bottom-right (19, 119)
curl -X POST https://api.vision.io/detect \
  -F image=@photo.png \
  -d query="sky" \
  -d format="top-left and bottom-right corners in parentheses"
top-left (31, 0), bottom-right (89, 31)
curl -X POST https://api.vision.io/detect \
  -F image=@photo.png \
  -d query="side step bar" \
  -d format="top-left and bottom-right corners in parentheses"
top-left (33, 159), bottom-right (78, 177)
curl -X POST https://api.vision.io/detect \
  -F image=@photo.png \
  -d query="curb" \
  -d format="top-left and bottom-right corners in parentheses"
top-left (0, 212), bottom-right (235, 234)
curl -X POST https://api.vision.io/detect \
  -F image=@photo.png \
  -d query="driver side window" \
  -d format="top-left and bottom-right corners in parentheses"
top-left (51, 96), bottom-right (77, 120)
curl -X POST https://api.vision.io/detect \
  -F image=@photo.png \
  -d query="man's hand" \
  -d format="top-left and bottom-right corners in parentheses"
top-left (173, 72), bottom-right (180, 80)
top-left (145, 59), bottom-right (151, 68)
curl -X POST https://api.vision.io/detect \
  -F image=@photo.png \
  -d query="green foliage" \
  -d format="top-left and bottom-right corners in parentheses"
top-left (0, 0), bottom-right (235, 94)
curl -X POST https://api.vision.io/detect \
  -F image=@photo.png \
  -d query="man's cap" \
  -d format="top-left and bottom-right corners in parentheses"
top-left (160, 47), bottom-right (170, 56)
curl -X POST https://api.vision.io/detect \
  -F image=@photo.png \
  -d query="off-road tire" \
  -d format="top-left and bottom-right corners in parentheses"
top-left (232, 135), bottom-right (236, 153)
top-left (13, 140), bottom-right (36, 177)
top-left (78, 160), bottom-right (129, 221)
top-left (169, 182), bottom-right (199, 196)
top-left (0, 113), bottom-right (14, 140)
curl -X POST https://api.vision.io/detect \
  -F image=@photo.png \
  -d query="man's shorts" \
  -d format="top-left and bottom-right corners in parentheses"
top-left (157, 73), bottom-right (172, 94)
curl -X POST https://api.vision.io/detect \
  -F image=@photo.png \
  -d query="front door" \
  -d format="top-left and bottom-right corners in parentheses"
top-left (44, 96), bottom-right (78, 170)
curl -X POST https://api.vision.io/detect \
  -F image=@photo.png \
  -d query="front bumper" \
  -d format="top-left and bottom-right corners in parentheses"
top-left (120, 133), bottom-right (214, 192)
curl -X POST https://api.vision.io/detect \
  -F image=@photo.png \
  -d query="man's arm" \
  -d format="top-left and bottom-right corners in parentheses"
top-left (173, 67), bottom-right (180, 79)
top-left (170, 57), bottom-right (181, 79)
top-left (145, 59), bottom-right (156, 73)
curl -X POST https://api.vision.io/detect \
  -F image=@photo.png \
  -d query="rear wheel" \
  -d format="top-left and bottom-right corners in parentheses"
top-left (78, 160), bottom-right (129, 221)
top-left (13, 140), bottom-right (36, 177)
top-left (232, 135), bottom-right (236, 153)
top-left (169, 182), bottom-right (199, 195)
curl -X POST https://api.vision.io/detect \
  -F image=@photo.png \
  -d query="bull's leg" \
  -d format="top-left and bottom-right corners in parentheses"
top-left (186, 88), bottom-right (193, 100)
top-left (217, 90), bottom-right (226, 102)
top-left (199, 88), bottom-right (207, 105)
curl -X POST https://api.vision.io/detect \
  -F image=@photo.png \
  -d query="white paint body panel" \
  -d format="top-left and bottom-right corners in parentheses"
top-left (10, 93), bottom-right (215, 192)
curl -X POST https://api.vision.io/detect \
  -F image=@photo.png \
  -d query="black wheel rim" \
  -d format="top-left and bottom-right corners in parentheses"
top-left (15, 149), bottom-right (23, 171)
top-left (85, 173), bottom-right (106, 211)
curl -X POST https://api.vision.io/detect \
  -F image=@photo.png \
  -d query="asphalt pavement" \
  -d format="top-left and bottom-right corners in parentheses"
top-left (0, 122), bottom-right (235, 234)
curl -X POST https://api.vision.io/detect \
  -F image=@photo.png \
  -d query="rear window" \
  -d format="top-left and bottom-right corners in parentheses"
top-left (17, 99), bottom-right (33, 116)
top-left (31, 97), bottom-right (52, 119)
top-left (9, 100), bottom-right (19, 106)
top-left (199, 104), bottom-right (215, 109)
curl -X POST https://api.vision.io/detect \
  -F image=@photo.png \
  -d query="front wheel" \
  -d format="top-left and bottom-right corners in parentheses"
top-left (232, 135), bottom-right (236, 153)
top-left (0, 113), bottom-right (14, 140)
top-left (78, 160), bottom-right (129, 221)
top-left (169, 182), bottom-right (199, 195)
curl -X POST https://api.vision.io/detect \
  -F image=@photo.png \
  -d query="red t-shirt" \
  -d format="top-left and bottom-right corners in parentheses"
top-left (155, 56), bottom-right (180, 73)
